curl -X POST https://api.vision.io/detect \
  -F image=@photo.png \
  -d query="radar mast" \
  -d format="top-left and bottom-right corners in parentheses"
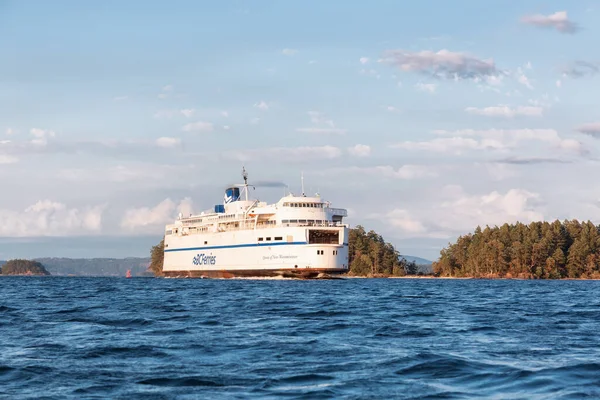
top-left (242, 166), bottom-right (249, 201)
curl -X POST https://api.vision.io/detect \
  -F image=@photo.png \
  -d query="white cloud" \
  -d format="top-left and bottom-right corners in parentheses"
top-left (382, 209), bottom-right (427, 234)
top-left (5, 128), bottom-right (16, 136)
top-left (0, 200), bottom-right (104, 237)
top-left (379, 49), bottom-right (499, 80)
top-left (155, 137), bottom-right (181, 148)
top-left (347, 144), bottom-right (371, 157)
top-left (254, 101), bottom-right (269, 111)
top-left (465, 105), bottom-right (543, 118)
top-left (359, 57), bottom-right (369, 64)
top-left (556, 79), bottom-right (562, 88)
top-left (223, 125), bottom-right (231, 130)
top-left (0, 154), bottom-right (18, 164)
top-left (250, 117), bottom-right (260, 125)
top-left (392, 137), bottom-right (503, 154)
top-left (221, 111), bottom-right (229, 117)
top-left (182, 121), bottom-right (213, 132)
top-left (521, 11), bottom-right (579, 33)
top-left (415, 82), bottom-right (437, 93)
top-left (342, 165), bottom-right (437, 180)
top-left (31, 128), bottom-right (55, 138)
top-left (297, 111), bottom-right (346, 134)
top-left (516, 68), bottom-right (533, 89)
top-left (577, 122), bottom-right (600, 137)
top-left (282, 48), bottom-right (298, 56)
top-left (224, 146), bottom-right (342, 162)
top-left (428, 128), bottom-right (584, 154)
top-left (113, 95), bottom-right (128, 101)
top-left (373, 186), bottom-right (543, 238)
top-left (180, 109), bottom-right (195, 118)
top-left (430, 187), bottom-right (544, 233)
top-left (386, 106), bottom-right (398, 112)
top-left (121, 198), bottom-right (193, 232)
top-left (30, 128), bottom-right (56, 146)
top-left (484, 75), bottom-right (505, 86)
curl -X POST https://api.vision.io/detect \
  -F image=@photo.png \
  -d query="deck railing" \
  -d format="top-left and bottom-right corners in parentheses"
top-left (178, 220), bottom-right (347, 235)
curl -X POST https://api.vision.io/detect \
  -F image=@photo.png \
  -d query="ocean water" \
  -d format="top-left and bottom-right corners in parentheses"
top-left (1, 278), bottom-right (599, 399)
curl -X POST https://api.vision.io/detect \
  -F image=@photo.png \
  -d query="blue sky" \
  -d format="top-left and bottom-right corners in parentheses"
top-left (1, 1), bottom-right (600, 260)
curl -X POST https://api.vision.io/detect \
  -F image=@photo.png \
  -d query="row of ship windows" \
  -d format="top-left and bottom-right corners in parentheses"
top-left (165, 227), bottom-right (208, 235)
top-left (281, 219), bottom-right (329, 224)
top-left (182, 213), bottom-right (235, 224)
top-left (258, 236), bottom-right (284, 242)
top-left (283, 202), bottom-right (324, 208)
top-left (317, 250), bottom-right (338, 255)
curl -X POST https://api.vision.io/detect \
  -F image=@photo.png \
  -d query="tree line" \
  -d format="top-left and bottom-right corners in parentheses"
top-left (149, 225), bottom-right (418, 277)
top-left (433, 220), bottom-right (600, 279)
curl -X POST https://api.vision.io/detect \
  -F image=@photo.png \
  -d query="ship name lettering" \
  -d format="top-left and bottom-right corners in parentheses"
top-left (262, 254), bottom-right (299, 260)
top-left (193, 253), bottom-right (216, 265)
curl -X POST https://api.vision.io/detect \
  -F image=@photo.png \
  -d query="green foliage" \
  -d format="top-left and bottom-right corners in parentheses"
top-left (433, 220), bottom-right (600, 279)
top-left (348, 225), bottom-right (417, 277)
top-left (150, 238), bottom-right (165, 276)
top-left (1, 259), bottom-right (50, 276)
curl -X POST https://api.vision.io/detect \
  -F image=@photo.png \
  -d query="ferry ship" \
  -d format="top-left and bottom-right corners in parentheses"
top-left (162, 168), bottom-right (349, 278)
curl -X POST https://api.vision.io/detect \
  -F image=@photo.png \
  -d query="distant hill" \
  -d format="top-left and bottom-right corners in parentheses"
top-left (402, 255), bottom-right (433, 266)
top-left (401, 255), bottom-right (433, 274)
top-left (33, 257), bottom-right (151, 277)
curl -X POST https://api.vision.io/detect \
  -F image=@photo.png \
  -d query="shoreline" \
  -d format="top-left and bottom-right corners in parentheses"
top-left (343, 275), bottom-right (600, 281)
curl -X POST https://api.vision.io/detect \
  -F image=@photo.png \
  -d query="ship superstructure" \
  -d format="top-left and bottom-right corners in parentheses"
top-left (162, 168), bottom-right (349, 278)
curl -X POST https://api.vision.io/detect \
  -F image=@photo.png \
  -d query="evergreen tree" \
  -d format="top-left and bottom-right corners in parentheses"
top-left (2, 259), bottom-right (50, 276)
top-left (433, 219), bottom-right (600, 279)
top-left (149, 238), bottom-right (165, 276)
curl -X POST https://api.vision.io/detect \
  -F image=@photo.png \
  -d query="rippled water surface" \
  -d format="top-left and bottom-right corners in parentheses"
top-left (1, 277), bottom-right (600, 399)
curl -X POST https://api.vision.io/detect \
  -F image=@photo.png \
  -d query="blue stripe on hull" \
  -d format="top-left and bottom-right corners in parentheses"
top-left (164, 241), bottom-right (309, 253)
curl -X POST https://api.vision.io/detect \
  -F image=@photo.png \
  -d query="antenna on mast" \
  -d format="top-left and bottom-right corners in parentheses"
top-left (242, 166), bottom-right (248, 185)
top-left (242, 166), bottom-right (249, 201)
top-left (301, 171), bottom-right (305, 197)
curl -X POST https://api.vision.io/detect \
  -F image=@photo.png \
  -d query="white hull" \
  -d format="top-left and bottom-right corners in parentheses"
top-left (163, 226), bottom-right (349, 277)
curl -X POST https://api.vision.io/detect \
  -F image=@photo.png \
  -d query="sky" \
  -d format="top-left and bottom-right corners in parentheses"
top-left (1, 0), bottom-right (600, 261)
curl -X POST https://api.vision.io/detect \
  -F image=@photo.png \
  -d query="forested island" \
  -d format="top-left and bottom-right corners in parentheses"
top-left (1, 259), bottom-right (50, 276)
top-left (149, 225), bottom-right (420, 277)
top-left (434, 220), bottom-right (600, 279)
